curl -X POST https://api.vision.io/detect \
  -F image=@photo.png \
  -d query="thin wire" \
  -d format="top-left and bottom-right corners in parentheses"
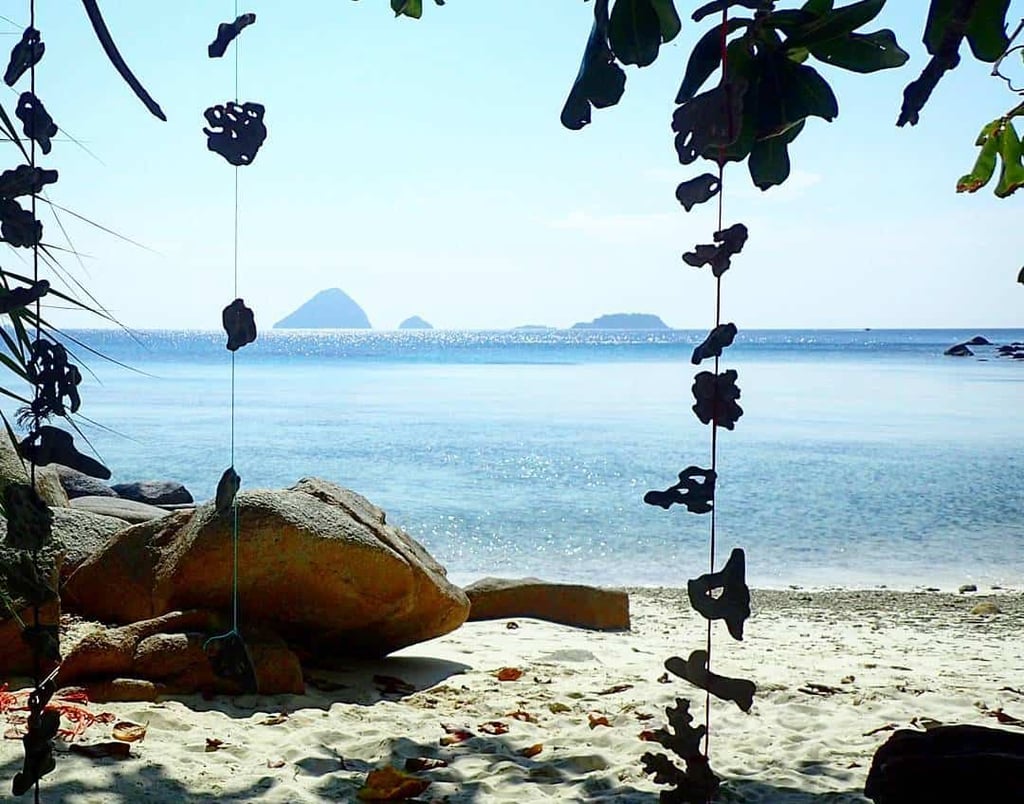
top-left (230, 0), bottom-right (240, 636)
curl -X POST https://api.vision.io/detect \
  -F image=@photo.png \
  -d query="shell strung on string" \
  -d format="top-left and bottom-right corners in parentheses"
top-left (204, 631), bottom-right (258, 693)
top-left (683, 223), bottom-right (748, 277)
top-left (203, 102), bottom-right (267, 166)
top-left (18, 426), bottom-right (110, 479)
top-left (644, 466), bottom-right (715, 514)
top-left (665, 649), bottom-right (756, 712)
top-left (16, 92), bottom-right (57, 155)
top-left (215, 466), bottom-right (241, 516)
top-left (640, 697), bottom-right (720, 802)
top-left (26, 338), bottom-right (82, 420)
top-left (2, 482), bottom-right (53, 553)
top-left (687, 547), bottom-right (750, 640)
top-left (208, 13), bottom-right (257, 58)
top-left (0, 199), bottom-right (42, 248)
top-left (0, 165), bottom-right (58, 200)
top-left (222, 298), bottom-right (257, 351)
top-left (11, 679), bottom-right (59, 797)
top-left (4, 27), bottom-right (44, 88)
top-left (691, 369), bottom-right (743, 429)
top-left (691, 322), bottom-right (737, 365)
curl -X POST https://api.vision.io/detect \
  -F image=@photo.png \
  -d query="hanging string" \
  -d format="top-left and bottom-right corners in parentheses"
top-left (230, 0), bottom-right (241, 637)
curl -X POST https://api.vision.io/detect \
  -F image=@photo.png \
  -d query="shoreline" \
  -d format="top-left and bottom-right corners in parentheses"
top-left (3, 587), bottom-right (1021, 802)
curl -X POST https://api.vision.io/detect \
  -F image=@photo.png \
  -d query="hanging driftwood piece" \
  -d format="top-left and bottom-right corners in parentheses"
top-left (11, 678), bottom-right (59, 797)
top-left (205, 631), bottom-right (258, 693)
top-left (683, 223), bottom-right (749, 277)
top-left (26, 338), bottom-right (82, 419)
top-left (688, 547), bottom-right (750, 640)
top-left (640, 697), bottom-right (720, 803)
top-left (222, 298), bottom-right (257, 351)
top-left (215, 466), bottom-right (241, 516)
top-left (0, 165), bottom-right (58, 199)
top-left (0, 279), bottom-right (49, 315)
top-left (665, 650), bottom-right (756, 712)
top-left (644, 466), bottom-right (716, 514)
top-left (203, 102), bottom-right (267, 166)
top-left (208, 13), bottom-right (256, 58)
top-left (15, 92), bottom-right (57, 155)
top-left (0, 199), bottom-right (42, 248)
top-left (692, 369), bottom-right (743, 429)
top-left (691, 322), bottom-right (737, 365)
top-left (18, 426), bottom-right (111, 479)
top-left (80, 0), bottom-right (166, 120)
top-left (675, 173), bottom-right (720, 212)
top-left (4, 27), bottom-right (44, 88)
top-left (2, 482), bottom-right (53, 553)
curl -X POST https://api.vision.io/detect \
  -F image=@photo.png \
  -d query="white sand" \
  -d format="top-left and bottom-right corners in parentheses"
top-left (2, 588), bottom-right (1022, 802)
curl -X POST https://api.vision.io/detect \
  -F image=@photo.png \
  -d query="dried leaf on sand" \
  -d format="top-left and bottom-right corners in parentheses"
top-left (357, 766), bottom-right (431, 801)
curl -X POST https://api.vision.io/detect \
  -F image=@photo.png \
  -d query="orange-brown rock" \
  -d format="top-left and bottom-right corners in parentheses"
top-left (464, 577), bottom-right (630, 631)
top-left (63, 478), bottom-right (470, 658)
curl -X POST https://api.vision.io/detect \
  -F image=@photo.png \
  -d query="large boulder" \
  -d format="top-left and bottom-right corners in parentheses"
top-left (63, 478), bottom-right (470, 658)
top-left (69, 496), bottom-right (170, 524)
top-left (464, 577), bottom-right (630, 631)
top-left (55, 465), bottom-right (117, 499)
top-left (112, 480), bottom-right (193, 506)
top-left (54, 508), bottom-right (128, 583)
top-left (0, 428), bottom-right (68, 507)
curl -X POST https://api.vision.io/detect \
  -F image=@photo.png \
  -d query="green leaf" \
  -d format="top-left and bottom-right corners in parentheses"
top-left (651, 0), bottom-right (683, 42)
top-left (956, 124), bottom-right (1000, 193)
top-left (749, 120), bottom-right (805, 189)
top-left (923, 0), bottom-right (958, 55)
top-left (785, 0), bottom-right (886, 49)
top-left (609, 0), bottom-right (663, 66)
top-left (802, 0), bottom-right (835, 13)
top-left (755, 55), bottom-right (838, 137)
top-left (391, 0), bottom-right (423, 18)
top-left (965, 0), bottom-right (1010, 62)
top-left (675, 18), bottom-right (746, 103)
top-left (809, 29), bottom-right (909, 72)
top-left (995, 122), bottom-right (1024, 198)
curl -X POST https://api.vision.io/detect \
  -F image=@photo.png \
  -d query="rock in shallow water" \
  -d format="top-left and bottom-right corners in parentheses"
top-left (112, 480), bottom-right (193, 506)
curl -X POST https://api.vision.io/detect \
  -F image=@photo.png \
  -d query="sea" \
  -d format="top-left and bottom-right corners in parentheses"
top-left (17, 327), bottom-right (1024, 592)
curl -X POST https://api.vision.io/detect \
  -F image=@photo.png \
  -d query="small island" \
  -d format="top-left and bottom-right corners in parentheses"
top-left (571, 313), bottom-right (670, 330)
top-left (274, 288), bottom-right (372, 329)
top-left (399, 315), bottom-right (433, 330)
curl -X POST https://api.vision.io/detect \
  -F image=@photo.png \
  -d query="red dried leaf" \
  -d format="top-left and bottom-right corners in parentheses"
top-left (588, 714), bottom-right (611, 729)
top-left (478, 721), bottom-right (509, 735)
top-left (496, 667), bottom-right (524, 682)
top-left (357, 766), bottom-right (431, 801)
top-left (639, 730), bottom-right (658, 741)
top-left (507, 710), bottom-right (538, 723)
top-left (517, 743), bottom-right (543, 758)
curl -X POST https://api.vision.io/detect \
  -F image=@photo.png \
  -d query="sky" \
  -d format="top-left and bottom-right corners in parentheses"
top-left (4, 1), bottom-right (1023, 330)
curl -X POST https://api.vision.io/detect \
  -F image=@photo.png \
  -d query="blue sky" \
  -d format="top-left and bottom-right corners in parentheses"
top-left (7, 1), bottom-right (1023, 330)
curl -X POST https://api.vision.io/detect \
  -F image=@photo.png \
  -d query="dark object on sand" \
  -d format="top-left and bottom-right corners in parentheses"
top-left (675, 173), bottom-right (719, 212)
top-left (864, 724), bottom-right (1024, 803)
top-left (19, 426), bottom-right (111, 479)
top-left (691, 322), bottom-right (737, 365)
top-left (640, 697), bottom-right (720, 803)
top-left (0, 199), bottom-right (42, 248)
top-left (204, 630), bottom-right (258, 694)
top-left (215, 466), bottom-right (241, 516)
top-left (0, 166), bottom-right (58, 200)
top-left (222, 298), bottom-right (257, 351)
top-left (15, 92), bottom-right (57, 155)
top-left (944, 343), bottom-right (973, 357)
top-left (27, 338), bottom-right (82, 419)
top-left (204, 102), bottom-right (267, 166)
top-left (688, 547), bottom-right (750, 641)
top-left (665, 649), bottom-right (756, 712)
top-left (208, 13), bottom-right (256, 58)
top-left (0, 279), bottom-right (49, 314)
top-left (692, 369), bottom-right (743, 429)
top-left (644, 466), bottom-right (716, 514)
top-left (683, 223), bottom-right (748, 277)
top-left (2, 482), bottom-right (53, 552)
top-left (12, 676), bottom-right (59, 797)
top-left (4, 27), bottom-right (44, 87)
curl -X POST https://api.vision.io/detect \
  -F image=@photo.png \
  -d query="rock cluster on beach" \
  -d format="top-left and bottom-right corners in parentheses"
top-left (944, 334), bottom-right (1024, 360)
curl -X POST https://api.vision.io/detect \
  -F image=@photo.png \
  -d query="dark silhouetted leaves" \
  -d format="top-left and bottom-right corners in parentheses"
top-left (16, 92), bottom-right (57, 155)
top-left (644, 466), bottom-right (716, 513)
top-left (691, 369), bottom-right (743, 429)
top-left (0, 199), bottom-right (42, 248)
top-left (676, 19), bottom-right (746, 103)
top-left (209, 13), bottom-right (256, 58)
top-left (749, 120), bottom-right (804, 190)
top-left (691, 322), bottom-right (737, 364)
top-left (683, 223), bottom-right (748, 277)
top-left (204, 102), bottom-right (268, 166)
top-left (562, 2), bottom-right (627, 130)
top-left (784, 0), bottom-right (886, 49)
top-left (4, 27), bottom-right (44, 87)
top-left (81, 0), bottom-right (166, 120)
top-left (687, 547), bottom-right (750, 640)
top-left (809, 29), bottom-right (909, 73)
top-left (609, 0), bottom-right (681, 67)
top-left (692, 0), bottom-right (761, 22)
top-left (27, 338), bottom-right (82, 419)
top-left (390, 0), bottom-right (444, 19)
top-left (754, 57), bottom-right (837, 138)
top-left (673, 82), bottom-right (745, 164)
top-left (0, 165), bottom-right (58, 199)
top-left (0, 279), bottom-right (49, 315)
top-left (675, 173), bottom-right (719, 211)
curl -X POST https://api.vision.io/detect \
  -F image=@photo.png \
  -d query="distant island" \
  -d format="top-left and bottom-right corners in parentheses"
top-left (513, 325), bottom-right (555, 331)
top-left (399, 316), bottom-right (433, 330)
top-left (274, 288), bottom-right (371, 329)
top-left (571, 313), bottom-right (670, 330)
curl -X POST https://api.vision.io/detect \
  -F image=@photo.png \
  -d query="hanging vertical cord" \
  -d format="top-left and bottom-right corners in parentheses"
top-left (230, 0), bottom-right (241, 639)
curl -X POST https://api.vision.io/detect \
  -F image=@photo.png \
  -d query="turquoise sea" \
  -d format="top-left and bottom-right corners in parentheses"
top-left (17, 328), bottom-right (1024, 591)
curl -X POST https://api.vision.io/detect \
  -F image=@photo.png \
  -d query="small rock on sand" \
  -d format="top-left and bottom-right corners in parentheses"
top-left (959, 583), bottom-right (978, 594)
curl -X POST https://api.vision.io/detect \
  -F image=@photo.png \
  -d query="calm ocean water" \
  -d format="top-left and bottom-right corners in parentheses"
top-left (16, 328), bottom-right (1024, 591)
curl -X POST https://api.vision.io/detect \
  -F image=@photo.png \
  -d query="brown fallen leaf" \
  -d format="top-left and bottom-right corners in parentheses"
top-left (267, 758), bottom-right (286, 769)
top-left (439, 724), bottom-right (474, 745)
top-left (517, 743), bottom-right (543, 758)
top-left (404, 757), bottom-right (448, 772)
top-left (260, 713), bottom-right (289, 726)
top-left (507, 710), bottom-right (538, 723)
top-left (496, 667), bottom-right (524, 682)
top-left (478, 721), bottom-right (510, 735)
top-left (639, 730), bottom-right (658, 742)
top-left (111, 721), bottom-right (148, 743)
top-left (597, 683), bottom-right (634, 696)
top-left (205, 738), bottom-right (226, 752)
top-left (69, 741), bottom-right (131, 760)
top-left (588, 714), bottom-right (611, 729)
top-left (357, 766), bottom-right (431, 801)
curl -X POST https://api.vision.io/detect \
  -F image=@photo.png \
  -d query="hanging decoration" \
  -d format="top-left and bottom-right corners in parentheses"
top-left (200, 6), bottom-right (263, 694)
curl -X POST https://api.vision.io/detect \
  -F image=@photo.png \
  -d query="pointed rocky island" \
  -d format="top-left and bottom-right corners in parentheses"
top-left (572, 313), bottom-right (669, 330)
top-left (399, 315), bottom-right (433, 330)
top-left (274, 288), bottom-right (372, 329)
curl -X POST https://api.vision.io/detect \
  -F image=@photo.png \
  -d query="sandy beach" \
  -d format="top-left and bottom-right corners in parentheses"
top-left (2, 587), bottom-right (1021, 803)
